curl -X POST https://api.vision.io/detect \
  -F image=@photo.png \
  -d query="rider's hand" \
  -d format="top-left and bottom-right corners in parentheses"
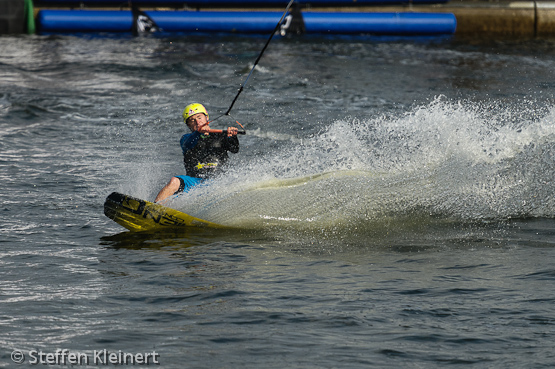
top-left (197, 124), bottom-right (211, 134)
top-left (227, 127), bottom-right (238, 137)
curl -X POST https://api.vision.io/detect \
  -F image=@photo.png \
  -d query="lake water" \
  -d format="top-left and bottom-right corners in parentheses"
top-left (2, 32), bottom-right (555, 368)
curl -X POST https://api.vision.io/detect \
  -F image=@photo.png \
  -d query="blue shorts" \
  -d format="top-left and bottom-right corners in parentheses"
top-left (174, 175), bottom-right (203, 195)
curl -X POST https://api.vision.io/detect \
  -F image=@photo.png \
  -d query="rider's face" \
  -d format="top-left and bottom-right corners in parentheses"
top-left (186, 113), bottom-right (209, 131)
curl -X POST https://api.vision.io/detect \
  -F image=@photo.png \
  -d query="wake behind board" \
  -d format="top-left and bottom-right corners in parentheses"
top-left (104, 192), bottom-right (226, 231)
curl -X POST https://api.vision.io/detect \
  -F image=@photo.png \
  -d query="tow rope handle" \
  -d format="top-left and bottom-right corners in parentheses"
top-left (206, 120), bottom-right (246, 135)
top-left (207, 129), bottom-right (246, 135)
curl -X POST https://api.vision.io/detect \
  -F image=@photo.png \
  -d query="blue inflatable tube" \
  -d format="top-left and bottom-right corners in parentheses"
top-left (37, 10), bottom-right (456, 35)
top-left (304, 12), bottom-right (456, 34)
top-left (38, 10), bottom-right (133, 32)
top-left (38, 11), bottom-right (284, 33)
top-left (149, 11), bottom-right (284, 32)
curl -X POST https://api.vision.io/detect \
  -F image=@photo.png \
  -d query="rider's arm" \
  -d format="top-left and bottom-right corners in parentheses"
top-left (225, 135), bottom-right (239, 154)
top-left (180, 131), bottom-right (201, 153)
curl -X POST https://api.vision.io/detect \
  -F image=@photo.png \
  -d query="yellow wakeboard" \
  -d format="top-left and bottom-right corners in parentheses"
top-left (104, 192), bottom-right (226, 231)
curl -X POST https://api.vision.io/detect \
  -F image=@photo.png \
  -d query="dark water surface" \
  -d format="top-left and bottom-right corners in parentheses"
top-left (2, 33), bottom-right (555, 368)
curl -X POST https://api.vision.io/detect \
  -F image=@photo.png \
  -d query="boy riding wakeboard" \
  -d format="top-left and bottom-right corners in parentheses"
top-left (154, 103), bottom-right (240, 203)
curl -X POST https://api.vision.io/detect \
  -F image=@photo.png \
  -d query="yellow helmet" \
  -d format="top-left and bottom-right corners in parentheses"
top-left (183, 103), bottom-right (209, 122)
